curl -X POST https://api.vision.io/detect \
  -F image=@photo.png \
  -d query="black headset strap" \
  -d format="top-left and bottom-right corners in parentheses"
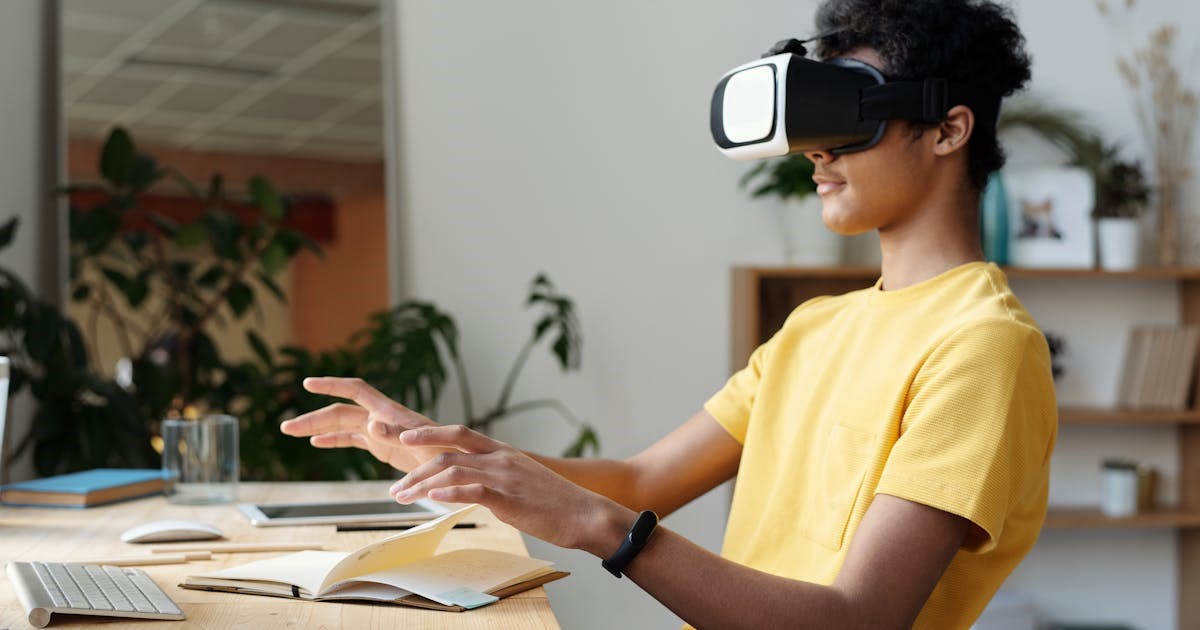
top-left (860, 80), bottom-right (1001, 127)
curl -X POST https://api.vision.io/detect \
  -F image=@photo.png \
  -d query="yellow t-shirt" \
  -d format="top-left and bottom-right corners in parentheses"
top-left (704, 262), bottom-right (1057, 629)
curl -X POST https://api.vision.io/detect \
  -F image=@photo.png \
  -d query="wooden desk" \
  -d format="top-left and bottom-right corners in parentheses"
top-left (0, 482), bottom-right (560, 629)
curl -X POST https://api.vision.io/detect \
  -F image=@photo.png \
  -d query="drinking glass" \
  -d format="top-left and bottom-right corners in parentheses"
top-left (161, 415), bottom-right (239, 504)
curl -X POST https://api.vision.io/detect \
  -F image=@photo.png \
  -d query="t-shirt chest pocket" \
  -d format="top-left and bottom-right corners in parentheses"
top-left (799, 423), bottom-right (875, 551)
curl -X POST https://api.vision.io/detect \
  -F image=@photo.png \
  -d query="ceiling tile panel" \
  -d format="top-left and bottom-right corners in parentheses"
top-left (79, 75), bottom-right (164, 107)
top-left (64, 0), bottom-right (186, 23)
top-left (239, 91), bottom-right (344, 122)
top-left (296, 54), bottom-right (380, 84)
top-left (238, 21), bottom-right (343, 60)
top-left (150, 5), bottom-right (260, 51)
top-left (64, 0), bottom-right (383, 158)
top-left (62, 27), bottom-right (131, 60)
top-left (156, 82), bottom-right (245, 113)
top-left (340, 102), bottom-right (381, 127)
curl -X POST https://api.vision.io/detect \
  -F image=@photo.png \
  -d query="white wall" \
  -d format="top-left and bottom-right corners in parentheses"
top-left (389, 2), bottom-right (1200, 629)
top-left (0, 0), bottom-right (46, 483)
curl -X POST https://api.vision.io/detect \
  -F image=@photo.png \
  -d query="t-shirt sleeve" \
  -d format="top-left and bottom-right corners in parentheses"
top-left (874, 318), bottom-right (1058, 553)
top-left (704, 336), bottom-right (775, 444)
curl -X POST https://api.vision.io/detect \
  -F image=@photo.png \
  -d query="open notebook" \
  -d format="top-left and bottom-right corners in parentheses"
top-left (180, 504), bottom-right (567, 611)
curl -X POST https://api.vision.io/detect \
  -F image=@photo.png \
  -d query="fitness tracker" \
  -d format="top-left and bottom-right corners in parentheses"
top-left (602, 510), bottom-right (658, 578)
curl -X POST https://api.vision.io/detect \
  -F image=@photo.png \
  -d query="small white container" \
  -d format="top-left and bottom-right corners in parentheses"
top-left (1100, 459), bottom-right (1139, 518)
top-left (1096, 217), bottom-right (1140, 271)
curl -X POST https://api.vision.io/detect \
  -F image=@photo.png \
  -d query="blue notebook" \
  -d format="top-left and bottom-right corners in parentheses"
top-left (0, 468), bottom-right (167, 508)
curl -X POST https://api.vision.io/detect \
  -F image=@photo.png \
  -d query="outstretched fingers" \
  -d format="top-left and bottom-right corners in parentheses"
top-left (399, 424), bottom-right (505, 454)
top-left (280, 403), bottom-right (368, 437)
top-left (309, 432), bottom-right (371, 450)
top-left (303, 377), bottom-right (395, 413)
top-left (391, 453), bottom-right (493, 504)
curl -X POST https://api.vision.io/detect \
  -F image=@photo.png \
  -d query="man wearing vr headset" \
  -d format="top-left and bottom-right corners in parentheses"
top-left (282, 0), bottom-right (1055, 627)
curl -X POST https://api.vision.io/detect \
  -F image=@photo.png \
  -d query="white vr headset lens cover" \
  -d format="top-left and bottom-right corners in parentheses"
top-left (721, 64), bottom-right (778, 145)
top-left (711, 38), bottom-right (1000, 161)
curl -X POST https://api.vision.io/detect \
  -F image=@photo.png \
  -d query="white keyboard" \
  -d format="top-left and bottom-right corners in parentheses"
top-left (6, 561), bottom-right (185, 628)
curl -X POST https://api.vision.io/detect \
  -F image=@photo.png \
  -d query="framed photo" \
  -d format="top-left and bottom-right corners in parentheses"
top-left (1005, 167), bottom-right (1095, 268)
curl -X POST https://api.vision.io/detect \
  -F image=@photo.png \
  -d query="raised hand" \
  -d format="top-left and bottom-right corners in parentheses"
top-left (279, 377), bottom-right (452, 472)
top-left (388, 425), bottom-right (634, 555)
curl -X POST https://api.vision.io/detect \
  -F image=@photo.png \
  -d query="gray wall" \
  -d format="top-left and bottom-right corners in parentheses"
top-left (0, 0), bottom-right (50, 483)
top-left (387, 2), bottom-right (1196, 628)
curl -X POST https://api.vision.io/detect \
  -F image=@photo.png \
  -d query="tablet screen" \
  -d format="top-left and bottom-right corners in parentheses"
top-left (258, 500), bottom-right (431, 520)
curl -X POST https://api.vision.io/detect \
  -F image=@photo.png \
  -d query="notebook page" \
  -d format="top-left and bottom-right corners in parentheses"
top-left (318, 503), bottom-right (478, 593)
top-left (191, 550), bottom-right (346, 597)
top-left (340, 548), bottom-right (554, 606)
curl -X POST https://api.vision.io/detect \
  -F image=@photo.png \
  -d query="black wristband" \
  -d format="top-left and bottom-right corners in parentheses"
top-left (602, 510), bottom-right (658, 578)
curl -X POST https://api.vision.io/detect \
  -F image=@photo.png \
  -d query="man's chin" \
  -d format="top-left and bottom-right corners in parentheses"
top-left (820, 209), bottom-right (871, 236)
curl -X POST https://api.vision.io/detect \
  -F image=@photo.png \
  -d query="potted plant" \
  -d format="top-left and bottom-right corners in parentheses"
top-left (3, 127), bottom-right (599, 480)
top-left (739, 154), bottom-right (839, 265)
top-left (1093, 157), bottom-right (1152, 270)
top-left (997, 99), bottom-right (1154, 270)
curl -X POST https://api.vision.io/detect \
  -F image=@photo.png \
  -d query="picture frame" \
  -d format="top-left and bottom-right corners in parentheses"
top-left (1005, 167), bottom-right (1096, 268)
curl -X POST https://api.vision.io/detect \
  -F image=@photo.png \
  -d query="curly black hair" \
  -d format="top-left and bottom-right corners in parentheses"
top-left (814, 0), bottom-right (1032, 190)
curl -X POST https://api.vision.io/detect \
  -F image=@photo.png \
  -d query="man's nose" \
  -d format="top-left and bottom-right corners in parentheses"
top-left (803, 149), bottom-right (837, 164)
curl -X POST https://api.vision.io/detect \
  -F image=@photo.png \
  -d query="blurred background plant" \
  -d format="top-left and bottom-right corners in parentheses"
top-left (0, 217), bottom-right (156, 474)
top-left (998, 98), bottom-right (1155, 219)
top-left (738, 153), bottom-right (839, 265)
top-left (1094, 158), bottom-right (1152, 219)
top-left (738, 154), bottom-right (818, 201)
top-left (1094, 0), bottom-right (1198, 264)
top-left (2, 127), bottom-right (597, 479)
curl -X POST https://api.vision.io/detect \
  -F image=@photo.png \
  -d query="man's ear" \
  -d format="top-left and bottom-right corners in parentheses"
top-left (933, 105), bottom-right (975, 157)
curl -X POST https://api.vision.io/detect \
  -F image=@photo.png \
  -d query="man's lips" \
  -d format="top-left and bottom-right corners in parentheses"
top-left (813, 175), bottom-right (846, 196)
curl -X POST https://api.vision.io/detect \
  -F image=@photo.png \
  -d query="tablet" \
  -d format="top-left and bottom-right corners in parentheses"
top-left (237, 498), bottom-right (450, 527)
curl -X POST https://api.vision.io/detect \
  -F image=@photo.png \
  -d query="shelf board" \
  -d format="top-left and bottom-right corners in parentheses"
top-left (1059, 407), bottom-right (1200, 424)
top-left (741, 266), bottom-right (1200, 280)
top-left (1045, 507), bottom-right (1200, 529)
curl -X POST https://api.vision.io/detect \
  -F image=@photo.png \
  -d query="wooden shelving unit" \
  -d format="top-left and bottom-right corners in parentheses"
top-left (1059, 407), bottom-right (1200, 424)
top-left (1045, 507), bottom-right (1200, 529)
top-left (730, 266), bottom-right (1200, 630)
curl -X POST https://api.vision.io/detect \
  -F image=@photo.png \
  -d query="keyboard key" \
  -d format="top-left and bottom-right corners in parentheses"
top-left (126, 568), bottom-right (182, 615)
top-left (30, 562), bottom-right (66, 607)
top-left (66, 563), bottom-right (113, 610)
top-left (104, 565), bottom-right (156, 613)
top-left (45, 562), bottom-right (89, 608)
top-left (86, 565), bottom-right (133, 612)
top-left (8, 561), bottom-right (184, 626)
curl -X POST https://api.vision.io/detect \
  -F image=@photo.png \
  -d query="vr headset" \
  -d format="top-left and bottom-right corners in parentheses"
top-left (710, 35), bottom-right (1000, 160)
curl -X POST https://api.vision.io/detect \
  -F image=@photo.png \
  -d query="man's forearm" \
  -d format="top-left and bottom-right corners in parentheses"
top-left (525, 452), bottom-right (646, 511)
top-left (580, 505), bottom-right (866, 630)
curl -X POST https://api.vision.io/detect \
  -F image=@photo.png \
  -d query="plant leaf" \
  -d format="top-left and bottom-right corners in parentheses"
top-left (197, 265), bottom-right (224, 289)
top-left (0, 217), bottom-right (18, 248)
top-left (259, 241), bottom-right (287, 276)
top-left (255, 271), bottom-right (287, 303)
top-left (145, 212), bottom-right (180, 237)
top-left (246, 330), bottom-right (273, 367)
top-left (226, 282), bottom-right (253, 317)
top-left (249, 176), bottom-right (285, 222)
top-left (175, 222), bottom-right (208, 247)
top-left (99, 127), bottom-right (135, 187)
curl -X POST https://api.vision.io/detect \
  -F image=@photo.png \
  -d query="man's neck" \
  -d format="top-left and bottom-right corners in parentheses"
top-left (876, 190), bottom-right (985, 292)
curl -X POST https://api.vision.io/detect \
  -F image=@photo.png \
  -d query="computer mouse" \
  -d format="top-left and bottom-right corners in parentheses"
top-left (120, 519), bottom-right (225, 544)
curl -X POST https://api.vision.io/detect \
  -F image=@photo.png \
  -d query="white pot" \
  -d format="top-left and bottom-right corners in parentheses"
top-left (774, 196), bottom-right (841, 266)
top-left (1096, 218), bottom-right (1140, 271)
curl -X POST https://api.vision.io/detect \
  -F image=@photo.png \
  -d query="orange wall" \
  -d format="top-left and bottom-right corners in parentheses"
top-left (291, 189), bottom-right (390, 351)
top-left (68, 138), bottom-right (389, 352)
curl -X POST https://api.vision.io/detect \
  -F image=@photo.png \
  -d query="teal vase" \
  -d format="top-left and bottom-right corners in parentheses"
top-left (980, 171), bottom-right (1009, 265)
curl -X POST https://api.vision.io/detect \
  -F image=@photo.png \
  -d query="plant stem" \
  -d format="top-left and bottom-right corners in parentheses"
top-left (447, 346), bottom-right (476, 425)
top-left (493, 334), bottom-right (537, 417)
top-left (473, 397), bottom-right (584, 434)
